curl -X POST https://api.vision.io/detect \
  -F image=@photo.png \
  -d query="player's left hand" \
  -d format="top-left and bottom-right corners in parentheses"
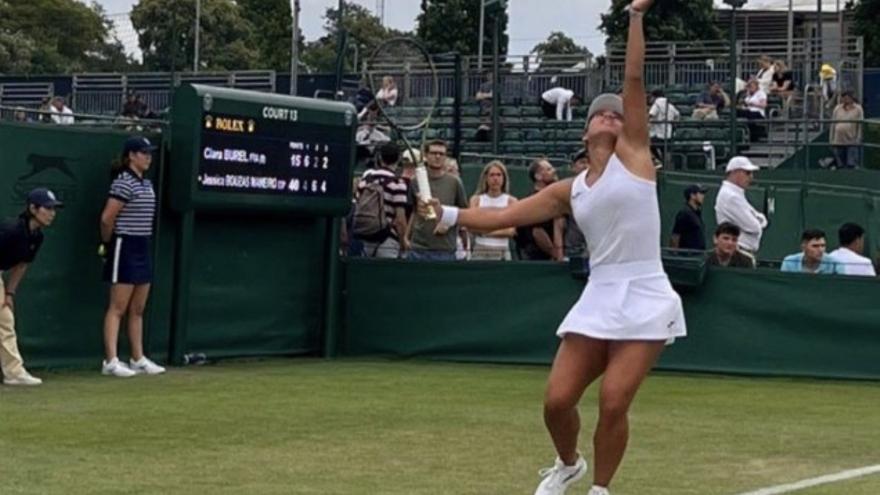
top-left (631, 0), bottom-right (653, 13)
top-left (417, 198), bottom-right (442, 219)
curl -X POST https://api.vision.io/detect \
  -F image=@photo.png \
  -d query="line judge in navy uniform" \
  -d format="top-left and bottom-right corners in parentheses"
top-left (98, 136), bottom-right (166, 378)
top-left (0, 188), bottom-right (63, 386)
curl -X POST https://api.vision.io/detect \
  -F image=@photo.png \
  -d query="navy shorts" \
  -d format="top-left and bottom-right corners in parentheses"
top-left (103, 235), bottom-right (153, 285)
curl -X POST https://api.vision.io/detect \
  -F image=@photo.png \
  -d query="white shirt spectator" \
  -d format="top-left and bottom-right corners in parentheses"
top-left (648, 97), bottom-right (680, 140)
top-left (376, 87), bottom-right (398, 107)
top-left (829, 247), bottom-right (876, 277)
top-left (755, 66), bottom-right (775, 94)
top-left (745, 89), bottom-right (768, 117)
top-left (542, 87), bottom-right (575, 121)
top-left (715, 180), bottom-right (767, 252)
top-left (51, 105), bottom-right (74, 125)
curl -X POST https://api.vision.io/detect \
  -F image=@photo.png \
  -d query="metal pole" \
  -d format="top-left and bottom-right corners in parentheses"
top-left (478, 0), bottom-right (486, 72)
top-left (817, 0), bottom-right (823, 69)
top-left (729, 6), bottom-right (738, 160)
top-left (491, 13), bottom-right (500, 155)
top-left (334, 0), bottom-right (346, 95)
top-left (787, 0), bottom-right (794, 65)
top-left (290, 0), bottom-right (299, 95)
top-left (193, 0), bottom-right (201, 72)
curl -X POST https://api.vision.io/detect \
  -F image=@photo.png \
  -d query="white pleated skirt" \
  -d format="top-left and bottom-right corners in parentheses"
top-left (557, 260), bottom-right (687, 342)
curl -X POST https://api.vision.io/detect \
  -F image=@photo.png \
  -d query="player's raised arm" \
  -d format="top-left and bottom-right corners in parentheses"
top-left (423, 180), bottom-right (572, 233)
top-left (617, 0), bottom-right (655, 179)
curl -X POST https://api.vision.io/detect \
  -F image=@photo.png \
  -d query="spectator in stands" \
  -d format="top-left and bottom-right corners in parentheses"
top-left (376, 76), bottom-right (399, 107)
top-left (475, 72), bottom-right (494, 141)
top-left (692, 82), bottom-right (730, 121)
top-left (516, 158), bottom-right (563, 261)
top-left (562, 149), bottom-right (588, 258)
top-left (737, 79), bottom-right (767, 141)
top-left (648, 89), bottom-right (679, 164)
top-left (405, 140), bottom-right (468, 261)
top-left (820, 63), bottom-right (838, 103)
top-left (50, 96), bottom-right (74, 125)
top-left (445, 157), bottom-right (460, 177)
top-left (122, 91), bottom-right (140, 118)
top-left (354, 78), bottom-right (374, 114)
top-left (38, 97), bottom-right (53, 123)
top-left (12, 107), bottom-right (30, 122)
top-left (442, 157), bottom-right (469, 259)
top-left (754, 55), bottom-right (776, 94)
top-left (469, 161), bottom-right (517, 260)
top-left (829, 223), bottom-right (876, 277)
top-left (352, 143), bottom-right (409, 259)
top-left (769, 60), bottom-right (795, 98)
top-left (715, 157), bottom-right (767, 256)
top-left (400, 148), bottom-right (420, 178)
top-left (540, 86), bottom-right (581, 122)
top-left (781, 229), bottom-right (843, 274)
top-left (0, 188), bottom-right (63, 386)
top-left (830, 91), bottom-right (864, 169)
top-left (707, 222), bottom-right (755, 268)
top-left (670, 184), bottom-right (707, 251)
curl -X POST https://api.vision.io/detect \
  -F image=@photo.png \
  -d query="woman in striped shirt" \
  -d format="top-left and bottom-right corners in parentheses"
top-left (98, 136), bottom-right (165, 378)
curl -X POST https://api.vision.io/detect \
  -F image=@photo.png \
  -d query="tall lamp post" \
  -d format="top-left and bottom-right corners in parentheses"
top-left (724, 0), bottom-right (747, 160)
top-left (290, 0), bottom-right (300, 95)
top-left (485, 0), bottom-right (505, 154)
top-left (193, 0), bottom-right (201, 72)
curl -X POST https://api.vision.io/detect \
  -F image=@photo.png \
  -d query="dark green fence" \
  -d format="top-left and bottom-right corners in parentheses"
top-left (340, 258), bottom-right (880, 380)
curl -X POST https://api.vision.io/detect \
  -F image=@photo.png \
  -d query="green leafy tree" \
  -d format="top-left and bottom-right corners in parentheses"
top-left (531, 31), bottom-right (592, 71)
top-left (238, 0), bottom-right (296, 71)
top-left (0, 0), bottom-right (131, 73)
top-left (600, 0), bottom-right (721, 44)
top-left (417, 0), bottom-right (509, 56)
top-left (848, 0), bottom-right (880, 66)
top-left (301, 2), bottom-right (405, 73)
top-left (0, 30), bottom-right (35, 73)
top-left (131, 0), bottom-right (259, 71)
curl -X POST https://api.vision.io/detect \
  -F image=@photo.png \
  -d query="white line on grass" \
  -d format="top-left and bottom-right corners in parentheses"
top-left (735, 464), bottom-right (880, 495)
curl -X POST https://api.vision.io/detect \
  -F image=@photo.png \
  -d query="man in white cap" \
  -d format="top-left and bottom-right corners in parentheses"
top-left (714, 156), bottom-right (767, 255)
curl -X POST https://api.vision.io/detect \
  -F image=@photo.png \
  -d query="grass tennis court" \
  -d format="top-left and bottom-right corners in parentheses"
top-left (1, 359), bottom-right (878, 494)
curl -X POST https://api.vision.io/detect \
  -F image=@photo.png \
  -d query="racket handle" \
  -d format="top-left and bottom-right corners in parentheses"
top-left (415, 166), bottom-right (437, 220)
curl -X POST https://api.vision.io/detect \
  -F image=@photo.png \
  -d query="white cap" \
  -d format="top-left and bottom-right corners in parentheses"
top-left (725, 156), bottom-right (759, 173)
top-left (587, 93), bottom-right (624, 121)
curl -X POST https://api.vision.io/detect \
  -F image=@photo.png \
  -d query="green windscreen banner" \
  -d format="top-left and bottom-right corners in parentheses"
top-left (340, 259), bottom-right (880, 380)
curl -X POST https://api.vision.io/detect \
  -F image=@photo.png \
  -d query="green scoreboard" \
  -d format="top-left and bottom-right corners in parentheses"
top-left (170, 84), bottom-right (357, 214)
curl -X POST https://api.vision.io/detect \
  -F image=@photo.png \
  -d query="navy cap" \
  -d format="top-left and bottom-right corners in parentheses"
top-left (572, 149), bottom-right (588, 163)
top-left (27, 188), bottom-right (64, 208)
top-left (122, 136), bottom-right (157, 155)
top-left (683, 184), bottom-right (707, 200)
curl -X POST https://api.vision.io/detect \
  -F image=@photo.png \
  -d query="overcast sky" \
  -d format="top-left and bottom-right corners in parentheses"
top-left (94, 0), bottom-right (843, 62)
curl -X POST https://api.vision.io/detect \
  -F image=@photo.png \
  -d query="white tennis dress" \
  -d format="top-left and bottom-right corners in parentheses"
top-left (557, 154), bottom-right (687, 341)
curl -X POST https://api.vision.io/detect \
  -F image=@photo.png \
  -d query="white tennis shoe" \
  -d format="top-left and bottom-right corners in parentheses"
top-left (534, 455), bottom-right (587, 495)
top-left (3, 370), bottom-right (42, 386)
top-left (130, 356), bottom-right (166, 375)
top-left (102, 357), bottom-right (136, 377)
top-left (588, 486), bottom-right (611, 495)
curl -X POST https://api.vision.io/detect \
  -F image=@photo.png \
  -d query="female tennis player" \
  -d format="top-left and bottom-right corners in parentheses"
top-left (422, 2), bottom-right (684, 493)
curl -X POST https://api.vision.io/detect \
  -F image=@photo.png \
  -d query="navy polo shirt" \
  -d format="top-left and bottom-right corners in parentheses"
top-left (672, 204), bottom-right (706, 250)
top-left (0, 216), bottom-right (44, 271)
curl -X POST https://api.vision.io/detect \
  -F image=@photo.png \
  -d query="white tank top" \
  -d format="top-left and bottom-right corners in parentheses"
top-left (570, 154), bottom-right (661, 269)
top-left (475, 193), bottom-right (512, 248)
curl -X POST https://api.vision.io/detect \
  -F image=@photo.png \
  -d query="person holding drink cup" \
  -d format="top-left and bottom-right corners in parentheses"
top-left (404, 140), bottom-right (468, 261)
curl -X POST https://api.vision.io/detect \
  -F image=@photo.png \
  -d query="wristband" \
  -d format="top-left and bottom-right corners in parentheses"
top-left (628, 5), bottom-right (644, 17)
top-left (438, 206), bottom-right (459, 229)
